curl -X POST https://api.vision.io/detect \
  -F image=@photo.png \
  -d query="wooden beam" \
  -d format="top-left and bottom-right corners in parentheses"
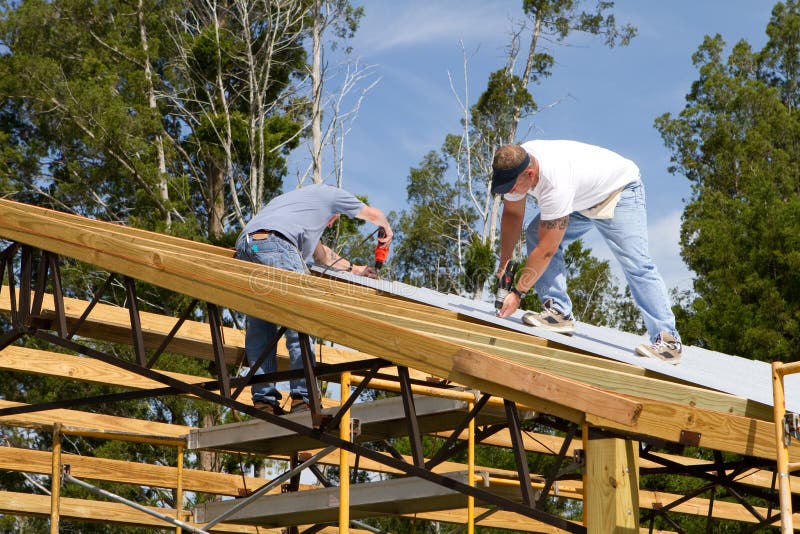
top-left (0, 445), bottom-right (284, 496)
top-left (0, 285), bottom-right (370, 367)
top-left (584, 430), bottom-right (640, 533)
top-left (0, 399), bottom-right (188, 443)
top-left (0, 490), bottom-right (262, 533)
top-left (451, 349), bottom-right (641, 427)
top-left (409, 509), bottom-right (676, 534)
top-left (0, 490), bottom-right (371, 533)
top-left (587, 394), bottom-right (800, 463)
top-left (0, 203), bottom-right (770, 432)
top-left (0, 202), bottom-right (761, 423)
top-left (432, 428), bottom-right (800, 495)
top-left (1, 284), bottom-right (772, 425)
top-left (0, 200), bottom-right (641, 426)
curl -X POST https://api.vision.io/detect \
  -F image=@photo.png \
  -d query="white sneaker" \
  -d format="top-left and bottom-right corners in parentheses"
top-left (521, 298), bottom-right (575, 335)
top-left (635, 332), bottom-right (682, 365)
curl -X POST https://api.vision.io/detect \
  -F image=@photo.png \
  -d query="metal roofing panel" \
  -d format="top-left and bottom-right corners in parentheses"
top-left (313, 267), bottom-right (800, 413)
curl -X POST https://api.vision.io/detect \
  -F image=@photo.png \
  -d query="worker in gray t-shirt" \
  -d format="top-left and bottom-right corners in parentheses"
top-left (235, 184), bottom-right (393, 415)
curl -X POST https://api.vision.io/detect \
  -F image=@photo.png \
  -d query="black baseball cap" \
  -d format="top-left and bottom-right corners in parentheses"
top-left (490, 153), bottom-right (530, 195)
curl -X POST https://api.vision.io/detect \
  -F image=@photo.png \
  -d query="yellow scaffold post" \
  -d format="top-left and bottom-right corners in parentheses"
top-left (772, 360), bottom-right (800, 533)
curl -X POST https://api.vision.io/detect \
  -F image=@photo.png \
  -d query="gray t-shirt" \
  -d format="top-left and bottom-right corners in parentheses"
top-left (242, 184), bottom-right (365, 262)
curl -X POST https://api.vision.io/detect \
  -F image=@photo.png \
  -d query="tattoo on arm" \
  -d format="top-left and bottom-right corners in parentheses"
top-left (540, 216), bottom-right (569, 230)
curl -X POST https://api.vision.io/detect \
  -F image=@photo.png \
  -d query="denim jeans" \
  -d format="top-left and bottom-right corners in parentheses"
top-left (235, 233), bottom-right (313, 405)
top-left (525, 180), bottom-right (679, 343)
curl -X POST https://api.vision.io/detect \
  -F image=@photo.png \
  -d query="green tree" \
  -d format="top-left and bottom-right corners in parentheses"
top-left (655, 0), bottom-right (800, 362)
top-left (0, 0), bottom-right (189, 229)
top-left (393, 151), bottom-right (477, 293)
top-left (0, 1), bottom-right (333, 530)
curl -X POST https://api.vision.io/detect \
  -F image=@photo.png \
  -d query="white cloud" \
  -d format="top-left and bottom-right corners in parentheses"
top-left (355, 1), bottom-right (511, 55)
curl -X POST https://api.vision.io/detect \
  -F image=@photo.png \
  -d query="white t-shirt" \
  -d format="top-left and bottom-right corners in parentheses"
top-left (503, 140), bottom-right (640, 220)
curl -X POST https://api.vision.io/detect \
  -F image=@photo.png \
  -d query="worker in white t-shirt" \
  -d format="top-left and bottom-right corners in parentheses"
top-left (491, 140), bottom-right (682, 364)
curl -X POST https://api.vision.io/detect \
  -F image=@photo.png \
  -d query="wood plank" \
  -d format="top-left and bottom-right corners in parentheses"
top-left (0, 490), bottom-right (262, 533)
top-left (0, 285), bottom-right (372, 367)
top-left (0, 399), bottom-right (188, 442)
top-left (0, 345), bottom-right (216, 391)
top-left (0, 490), bottom-right (370, 533)
top-left (0, 201), bottom-right (680, 380)
top-left (410, 509), bottom-right (676, 534)
top-left (1, 211), bottom-right (770, 425)
top-left (587, 395), bottom-right (800, 463)
top-left (584, 434), bottom-right (639, 533)
top-left (0, 200), bottom-right (641, 426)
top-left (0, 445), bottom-right (289, 496)
top-left (451, 349), bottom-right (642, 427)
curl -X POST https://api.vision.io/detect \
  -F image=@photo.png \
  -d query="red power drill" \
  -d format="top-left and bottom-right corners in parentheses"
top-left (374, 228), bottom-right (389, 269)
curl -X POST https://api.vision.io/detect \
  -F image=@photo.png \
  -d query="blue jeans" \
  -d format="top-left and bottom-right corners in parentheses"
top-left (235, 233), bottom-right (313, 405)
top-left (525, 180), bottom-right (679, 343)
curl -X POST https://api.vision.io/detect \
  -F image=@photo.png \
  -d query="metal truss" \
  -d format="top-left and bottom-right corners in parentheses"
top-left (0, 242), bottom-right (586, 533)
top-left (638, 442), bottom-right (788, 532)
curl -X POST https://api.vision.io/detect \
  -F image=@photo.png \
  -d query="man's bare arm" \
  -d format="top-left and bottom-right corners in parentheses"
top-left (517, 215), bottom-right (569, 292)
top-left (497, 197), bottom-right (526, 277)
top-left (355, 206), bottom-right (393, 245)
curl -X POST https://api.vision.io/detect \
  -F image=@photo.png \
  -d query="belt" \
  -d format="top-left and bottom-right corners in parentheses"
top-left (250, 230), bottom-right (292, 243)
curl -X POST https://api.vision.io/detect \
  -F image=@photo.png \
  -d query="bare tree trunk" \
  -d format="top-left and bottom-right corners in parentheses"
top-left (208, 162), bottom-right (225, 238)
top-left (487, 15), bottom-right (542, 250)
top-left (199, 412), bottom-right (218, 472)
top-left (138, 0), bottom-right (171, 229)
top-left (509, 16), bottom-right (541, 142)
top-left (310, 0), bottom-right (324, 184)
top-left (211, 0), bottom-right (239, 230)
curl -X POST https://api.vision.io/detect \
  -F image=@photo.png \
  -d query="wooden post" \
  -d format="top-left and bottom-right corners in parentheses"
top-left (50, 423), bottom-right (62, 534)
top-left (339, 372), bottom-right (351, 534)
top-left (584, 427), bottom-right (639, 533)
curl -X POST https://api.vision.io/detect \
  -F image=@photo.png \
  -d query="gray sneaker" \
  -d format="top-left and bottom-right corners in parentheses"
top-left (635, 332), bottom-right (682, 365)
top-left (521, 298), bottom-right (575, 335)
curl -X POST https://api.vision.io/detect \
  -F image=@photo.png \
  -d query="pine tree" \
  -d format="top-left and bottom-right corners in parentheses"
top-left (655, 0), bottom-right (800, 362)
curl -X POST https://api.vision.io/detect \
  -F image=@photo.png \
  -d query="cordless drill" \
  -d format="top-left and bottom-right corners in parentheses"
top-left (374, 228), bottom-right (389, 269)
top-left (495, 261), bottom-right (519, 310)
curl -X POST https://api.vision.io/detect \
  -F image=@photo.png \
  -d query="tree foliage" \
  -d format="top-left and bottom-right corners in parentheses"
top-left (393, 150), bottom-right (477, 293)
top-left (655, 0), bottom-right (800, 362)
top-left (0, 1), bottom-right (365, 531)
top-left (0, 0), bottom-right (309, 238)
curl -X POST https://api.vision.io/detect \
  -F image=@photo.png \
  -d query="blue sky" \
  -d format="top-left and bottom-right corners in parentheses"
top-left (290, 1), bottom-right (775, 292)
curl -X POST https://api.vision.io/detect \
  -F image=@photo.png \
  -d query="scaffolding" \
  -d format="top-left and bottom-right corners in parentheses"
top-left (0, 197), bottom-right (799, 532)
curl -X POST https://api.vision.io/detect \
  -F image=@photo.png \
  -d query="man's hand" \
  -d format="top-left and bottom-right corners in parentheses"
top-left (352, 265), bottom-right (378, 279)
top-left (497, 291), bottom-right (521, 318)
top-left (378, 226), bottom-right (394, 247)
